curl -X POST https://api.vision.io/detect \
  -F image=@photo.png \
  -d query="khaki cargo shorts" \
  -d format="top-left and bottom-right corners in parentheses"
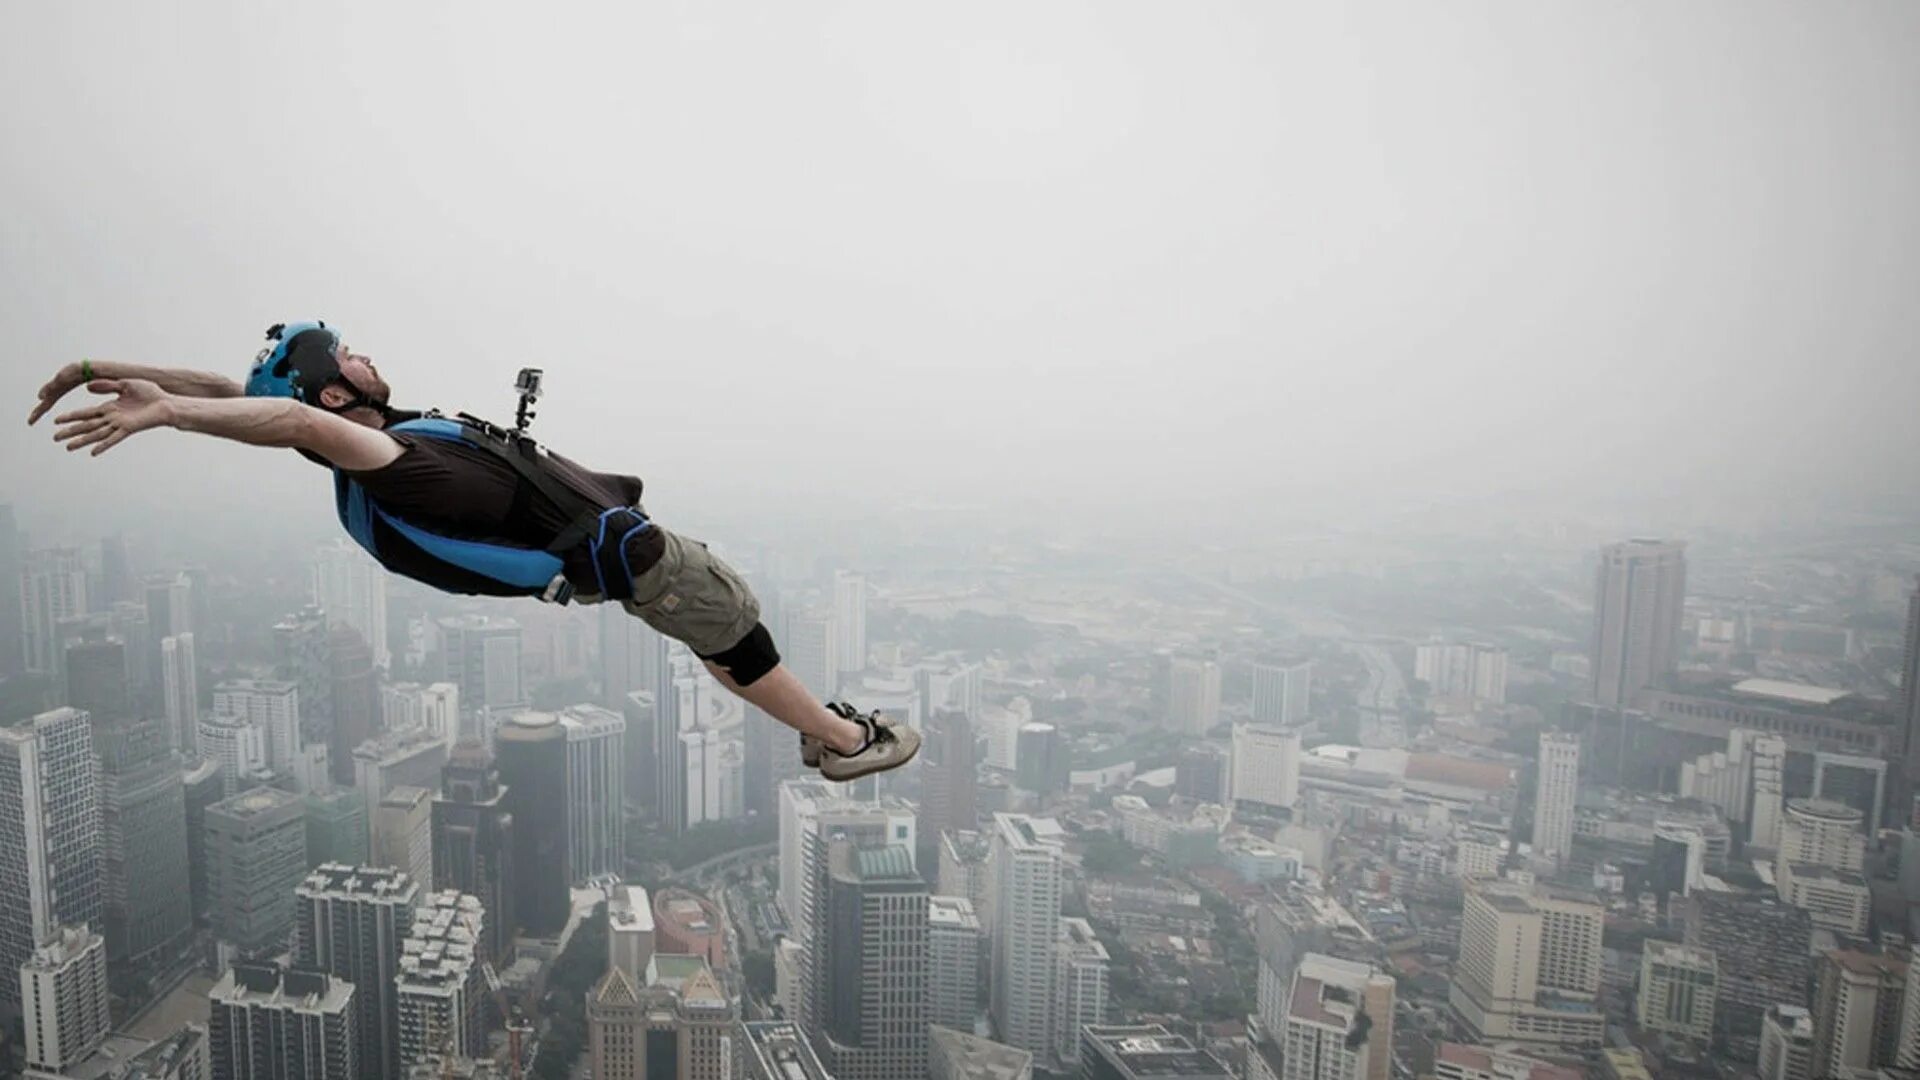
top-left (620, 523), bottom-right (762, 657)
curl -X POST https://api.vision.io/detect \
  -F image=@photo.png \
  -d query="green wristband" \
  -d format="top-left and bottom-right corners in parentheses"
top-left (80, 359), bottom-right (93, 382)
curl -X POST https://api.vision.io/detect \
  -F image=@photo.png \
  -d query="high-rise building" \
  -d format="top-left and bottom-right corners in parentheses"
top-left (1682, 892), bottom-right (1812, 1037)
top-left (433, 742), bottom-right (516, 964)
top-left (1760, 1003), bottom-right (1815, 1080)
top-left (1054, 917), bottom-right (1110, 1068)
top-left (1532, 732), bottom-right (1580, 868)
top-left (784, 610), bottom-right (839, 703)
top-left (1448, 881), bottom-right (1605, 1047)
top-left (62, 635), bottom-right (129, 719)
top-left (562, 705), bottom-right (627, 885)
top-left (608, 885), bottom-right (655, 985)
top-left (834, 570), bottom-right (868, 676)
top-left (939, 830), bottom-right (992, 931)
top-left (353, 724), bottom-right (451, 814)
top-left (1176, 743), bottom-right (1231, 804)
top-left (928, 896), bottom-right (981, 1032)
top-left (183, 758), bottom-right (224, 923)
top-left (314, 539), bottom-right (390, 671)
top-left (746, 703), bottom-right (811, 822)
top-left (808, 842), bottom-right (928, 1079)
top-left (214, 679), bottom-right (302, 775)
top-left (436, 614), bottom-right (527, 713)
top-left (395, 891), bottom-right (489, 1069)
top-left (95, 718), bottom-right (192, 964)
top-left (989, 813), bottom-right (1064, 1059)
top-left (274, 605), bottom-right (333, 747)
top-left (919, 710), bottom-right (978, 871)
top-left (1810, 949), bottom-right (1908, 1078)
top-left (1280, 954), bottom-right (1396, 1080)
top-left (1170, 657), bottom-right (1222, 736)
top-left (622, 690), bottom-right (661, 819)
top-left (0, 708), bottom-right (102, 1019)
top-left (1591, 539), bottom-right (1687, 707)
top-left (209, 963), bottom-right (358, 1080)
top-left (1414, 643), bottom-right (1508, 706)
top-left (295, 864), bottom-right (421, 1080)
top-left (1232, 725), bottom-right (1301, 813)
top-left (1776, 798), bottom-right (1871, 933)
top-left (1252, 658), bottom-right (1313, 726)
top-left (383, 683), bottom-right (461, 750)
top-left (307, 788), bottom-right (369, 870)
top-left (205, 787), bottom-right (308, 956)
top-left (0, 504), bottom-right (23, 677)
top-left (21, 547), bottom-right (88, 676)
top-left (929, 1026), bottom-right (1034, 1080)
top-left (373, 786), bottom-right (435, 889)
top-left (589, 959), bottom-right (734, 1080)
top-left (162, 632), bottom-right (199, 753)
top-left (1900, 579), bottom-right (1920, 812)
top-left (495, 712), bottom-right (571, 935)
top-left (329, 625), bottom-right (381, 786)
top-left (1637, 941), bottom-right (1717, 1043)
top-left (20, 924), bottom-right (110, 1074)
top-left (199, 712), bottom-right (269, 799)
top-left (1080, 1025), bottom-right (1232, 1079)
top-left (1900, 944), bottom-right (1920, 1070)
top-left (1432, 1044), bottom-right (1582, 1080)
top-left (1015, 722), bottom-right (1065, 797)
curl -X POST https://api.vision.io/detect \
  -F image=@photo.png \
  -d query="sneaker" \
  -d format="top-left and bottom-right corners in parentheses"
top-left (818, 707), bottom-right (921, 783)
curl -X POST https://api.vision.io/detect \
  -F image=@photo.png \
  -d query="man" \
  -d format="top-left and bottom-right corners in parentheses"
top-left (28, 321), bottom-right (917, 782)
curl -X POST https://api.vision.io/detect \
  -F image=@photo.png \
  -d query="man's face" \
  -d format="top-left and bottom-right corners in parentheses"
top-left (332, 342), bottom-right (392, 403)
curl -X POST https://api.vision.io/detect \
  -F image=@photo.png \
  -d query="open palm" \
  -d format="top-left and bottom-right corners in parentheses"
top-left (51, 379), bottom-right (173, 457)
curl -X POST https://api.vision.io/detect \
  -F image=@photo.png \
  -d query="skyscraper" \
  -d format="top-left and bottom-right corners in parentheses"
top-left (199, 713), bottom-right (268, 799)
top-left (1683, 892), bottom-right (1812, 1038)
top-left (313, 539), bottom-right (390, 671)
top-left (1232, 725), bottom-right (1302, 813)
top-left (20, 547), bottom-right (88, 676)
top-left (919, 710), bottom-right (979, 875)
top-left (1532, 732), bottom-right (1580, 868)
top-left (1170, 657), bottom-right (1222, 736)
top-left (295, 864), bottom-right (421, 1080)
top-left (1760, 1004), bottom-right (1815, 1080)
top-left (1591, 539), bottom-right (1688, 707)
top-left (382, 683), bottom-right (461, 749)
top-left (274, 605), bottom-right (333, 747)
top-left (494, 712), bottom-right (571, 935)
top-left (96, 717), bottom-right (192, 965)
top-left (1810, 950), bottom-right (1908, 1078)
top-left (1637, 941), bottom-right (1718, 1044)
top-left (1448, 881), bottom-right (1605, 1047)
top-left (329, 626), bottom-right (381, 787)
top-left (1252, 658), bottom-right (1313, 726)
top-left (0, 503), bottom-right (23, 677)
top-left (0, 708), bottom-right (102, 1019)
top-left (811, 842), bottom-right (929, 1079)
top-left (162, 632), bottom-right (199, 754)
top-left (746, 704), bottom-right (810, 822)
top-left (1900, 578), bottom-right (1920, 814)
top-left (144, 571), bottom-right (193, 695)
top-left (373, 786), bottom-right (435, 889)
top-left (562, 704), bottom-right (627, 885)
top-left (927, 896), bottom-right (982, 1032)
top-left (435, 614), bottom-right (527, 713)
top-left (990, 813), bottom-right (1064, 1060)
top-left (834, 571), bottom-right (868, 676)
top-left (1054, 917), bottom-right (1110, 1067)
top-left (214, 679), bottom-right (302, 775)
top-left (608, 885), bottom-right (655, 985)
top-left (433, 742), bottom-right (516, 964)
top-left (784, 610), bottom-right (839, 703)
top-left (204, 787), bottom-right (308, 956)
top-left (209, 963), bottom-right (358, 1080)
top-left (20, 924), bottom-right (110, 1074)
top-left (395, 891), bottom-right (489, 1070)
top-left (1281, 954), bottom-right (1396, 1080)
top-left (183, 758), bottom-right (224, 924)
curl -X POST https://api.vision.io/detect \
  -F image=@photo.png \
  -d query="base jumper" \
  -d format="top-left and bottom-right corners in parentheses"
top-left (29, 321), bottom-right (919, 783)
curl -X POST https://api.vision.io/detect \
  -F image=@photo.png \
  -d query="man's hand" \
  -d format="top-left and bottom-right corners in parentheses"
top-left (49, 379), bottom-right (176, 457)
top-left (27, 361), bottom-right (90, 426)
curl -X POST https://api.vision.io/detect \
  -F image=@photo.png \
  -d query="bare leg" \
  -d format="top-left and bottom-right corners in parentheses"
top-left (703, 661), bottom-right (866, 755)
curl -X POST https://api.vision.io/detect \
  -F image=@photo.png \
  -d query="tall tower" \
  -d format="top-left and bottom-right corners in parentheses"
top-left (372, 786), bottom-right (435, 890)
top-left (20, 924), bottom-right (110, 1074)
top-left (927, 896), bottom-right (982, 1032)
top-left (162, 632), bottom-right (200, 754)
top-left (432, 742), bottom-right (516, 965)
top-left (1054, 917), bottom-right (1111, 1067)
top-left (435, 615), bottom-right (527, 713)
top-left (785, 610), bottom-right (839, 703)
top-left (95, 718), bottom-right (191, 965)
top-left (274, 605), bottom-right (333, 747)
top-left (0, 503), bottom-right (23, 677)
top-left (1899, 579), bottom-right (1920, 813)
top-left (0, 708), bottom-right (103, 1019)
top-left (834, 571), bottom-right (868, 676)
top-left (1170, 658), bottom-right (1222, 736)
top-left (1252, 659), bottom-right (1313, 727)
top-left (1532, 732), bottom-right (1581, 868)
top-left (494, 712), bottom-right (571, 935)
top-left (1232, 725), bottom-right (1302, 813)
top-left (20, 547), bottom-right (88, 676)
top-left (1281, 954), bottom-right (1396, 1080)
top-left (394, 891), bottom-right (489, 1070)
top-left (1591, 539), bottom-right (1688, 707)
top-left (561, 705), bottom-right (627, 885)
top-left (313, 539), bottom-right (390, 671)
top-left (294, 864), bottom-right (421, 1080)
top-left (919, 710), bottom-right (979, 872)
top-left (989, 813), bottom-right (1064, 1059)
top-left (209, 963), bottom-right (358, 1080)
top-left (214, 679), bottom-right (302, 776)
top-left (327, 626), bottom-right (380, 787)
top-left (204, 787), bottom-right (308, 956)
top-left (813, 842), bottom-right (929, 1079)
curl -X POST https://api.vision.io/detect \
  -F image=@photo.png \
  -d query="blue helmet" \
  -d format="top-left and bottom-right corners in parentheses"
top-left (245, 321), bottom-right (343, 404)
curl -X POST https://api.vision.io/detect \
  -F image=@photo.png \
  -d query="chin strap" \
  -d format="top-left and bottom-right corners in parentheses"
top-left (313, 379), bottom-right (397, 421)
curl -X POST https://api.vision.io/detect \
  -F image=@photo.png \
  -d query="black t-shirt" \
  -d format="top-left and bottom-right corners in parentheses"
top-left (321, 420), bottom-right (663, 596)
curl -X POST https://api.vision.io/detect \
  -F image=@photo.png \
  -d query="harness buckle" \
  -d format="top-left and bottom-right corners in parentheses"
top-left (540, 574), bottom-right (575, 605)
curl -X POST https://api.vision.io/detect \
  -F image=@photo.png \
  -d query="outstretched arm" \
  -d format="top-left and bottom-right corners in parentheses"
top-left (29, 359), bottom-right (243, 426)
top-left (47, 378), bottom-right (402, 471)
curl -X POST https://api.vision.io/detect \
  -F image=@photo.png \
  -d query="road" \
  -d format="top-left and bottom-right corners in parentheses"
top-left (1350, 642), bottom-right (1406, 715)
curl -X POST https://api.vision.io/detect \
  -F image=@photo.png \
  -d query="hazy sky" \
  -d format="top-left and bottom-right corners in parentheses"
top-left (3, 1), bottom-right (1916, 545)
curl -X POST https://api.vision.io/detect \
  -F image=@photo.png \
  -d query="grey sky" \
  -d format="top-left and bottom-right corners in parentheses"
top-left (3, 1), bottom-right (1916, 545)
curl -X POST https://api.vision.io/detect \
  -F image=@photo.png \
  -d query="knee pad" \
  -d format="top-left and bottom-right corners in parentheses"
top-left (698, 621), bottom-right (781, 687)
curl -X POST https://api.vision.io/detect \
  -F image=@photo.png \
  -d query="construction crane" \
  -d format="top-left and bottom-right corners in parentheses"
top-left (482, 960), bottom-right (536, 1080)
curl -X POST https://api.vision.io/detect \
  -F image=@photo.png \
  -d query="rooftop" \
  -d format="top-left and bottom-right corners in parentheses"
top-left (297, 863), bottom-right (420, 902)
top-left (929, 896), bottom-right (981, 930)
top-left (1435, 1043), bottom-right (1582, 1080)
top-left (209, 785), bottom-right (303, 820)
top-left (1083, 1026), bottom-right (1232, 1078)
top-left (1730, 678), bottom-right (1852, 707)
top-left (930, 1025), bottom-right (1035, 1080)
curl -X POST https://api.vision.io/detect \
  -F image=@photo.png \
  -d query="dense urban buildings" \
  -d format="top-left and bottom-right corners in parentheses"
top-left (209, 964), bottom-right (358, 1080)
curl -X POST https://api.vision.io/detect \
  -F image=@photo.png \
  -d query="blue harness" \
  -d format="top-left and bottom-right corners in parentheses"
top-left (333, 414), bottom-right (651, 604)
